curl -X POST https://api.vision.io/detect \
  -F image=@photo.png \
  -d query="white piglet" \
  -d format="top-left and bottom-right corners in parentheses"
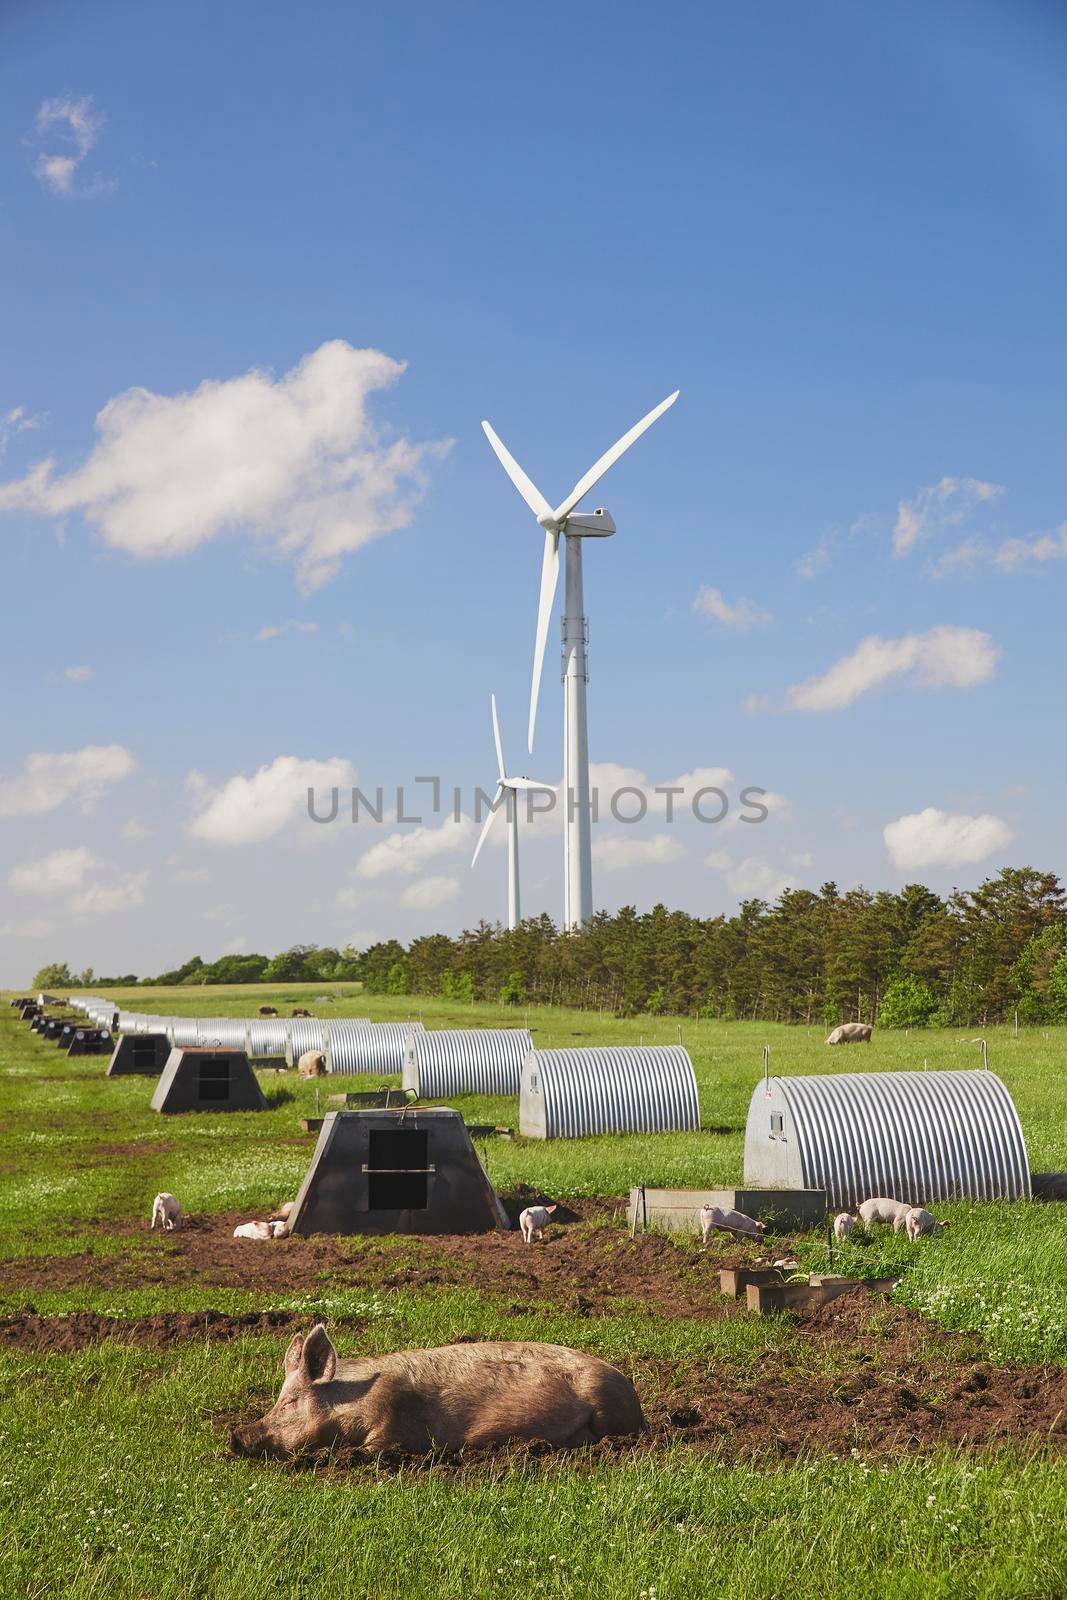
top-left (833, 1212), bottom-right (856, 1241)
top-left (519, 1203), bottom-right (557, 1244)
top-left (858, 1197), bottom-right (912, 1233)
top-left (700, 1204), bottom-right (766, 1244)
top-left (904, 1207), bottom-right (949, 1240)
top-left (150, 1193), bottom-right (181, 1231)
top-left (234, 1220), bottom-right (288, 1241)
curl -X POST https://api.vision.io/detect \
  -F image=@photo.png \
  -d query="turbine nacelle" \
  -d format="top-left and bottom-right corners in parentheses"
top-left (482, 389), bottom-right (679, 752)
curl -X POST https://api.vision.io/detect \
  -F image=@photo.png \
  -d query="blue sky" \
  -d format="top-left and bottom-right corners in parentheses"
top-left (1, 0), bottom-right (1065, 980)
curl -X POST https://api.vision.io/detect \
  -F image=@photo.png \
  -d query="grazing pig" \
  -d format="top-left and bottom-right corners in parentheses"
top-left (519, 1203), bottom-right (557, 1243)
top-left (257, 1006), bottom-right (279, 1017)
top-left (229, 1325), bottom-right (645, 1459)
top-left (291, 1008), bottom-right (312, 1017)
top-left (151, 1192), bottom-right (182, 1231)
top-left (297, 1050), bottom-right (327, 1078)
top-left (700, 1203), bottom-right (766, 1243)
top-left (833, 1212), bottom-right (857, 1241)
top-left (904, 1207), bottom-right (949, 1241)
top-left (826, 1023), bottom-right (874, 1045)
top-left (858, 1197), bottom-right (912, 1233)
top-left (234, 1220), bottom-right (287, 1241)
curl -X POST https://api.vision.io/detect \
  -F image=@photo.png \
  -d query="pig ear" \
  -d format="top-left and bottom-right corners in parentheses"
top-left (283, 1333), bottom-right (305, 1375)
top-left (302, 1323), bottom-right (337, 1382)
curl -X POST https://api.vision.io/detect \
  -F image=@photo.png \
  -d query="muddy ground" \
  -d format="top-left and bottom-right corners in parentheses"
top-left (3, 1205), bottom-right (1067, 1465)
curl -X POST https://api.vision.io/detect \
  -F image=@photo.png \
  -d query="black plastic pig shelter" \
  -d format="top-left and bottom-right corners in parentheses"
top-left (150, 1047), bottom-right (267, 1113)
top-left (287, 1108), bottom-right (509, 1236)
top-left (107, 1032), bottom-right (172, 1076)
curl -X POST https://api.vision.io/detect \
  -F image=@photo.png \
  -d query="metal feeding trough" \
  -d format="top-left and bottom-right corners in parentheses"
top-left (287, 1107), bottom-right (509, 1236)
top-left (627, 1186), bottom-right (826, 1235)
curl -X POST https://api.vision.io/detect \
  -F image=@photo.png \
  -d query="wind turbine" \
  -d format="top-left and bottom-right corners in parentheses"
top-left (481, 391), bottom-right (679, 930)
top-left (470, 694), bottom-right (554, 930)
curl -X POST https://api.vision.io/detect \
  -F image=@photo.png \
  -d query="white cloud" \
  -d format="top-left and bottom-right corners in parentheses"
top-left (593, 833), bottom-right (684, 871)
top-left (0, 407), bottom-right (42, 455)
top-left (705, 850), bottom-right (805, 901)
top-left (71, 870), bottom-right (148, 916)
top-left (255, 620), bottom-right (318, 641)
top-left (187, 755), bottom-right (356, 845)
top-left (0, 744), bottom-right (135, 818)
top-left (33, 96), bottom-right (110, 196)
top-left (743, 692), bottom-right (772, 715)
top-left (993, 525), bottom-right (1067, 572)
top-left (0, 342), bottom-right (451, 592)
top-left (8, 846), bottom-right (99, 895)
top-left (893, 477), bottom-right (1003, 558)
top-left (784, 624), bottom-right (998, 712)
top-left (883, 808), bottom-right (1013, 871)
top-left (121, 817), bottom-right (152, 842)
top-left (693, 585), bottom-right (771, 631)
top-left (930, 539), bottom-right (984, 577)
top-left (356, 815), bottom-right (475, 879)
top-left (0, 915), bottom-right (54, 940)
top-left (400, 875), bottom-right (459, 911)
top-left (64, 664), bottom-right (93, 682)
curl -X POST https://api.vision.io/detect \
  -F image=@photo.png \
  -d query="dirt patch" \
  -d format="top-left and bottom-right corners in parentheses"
top-left (0, 1209), bottom-right (746, 1314)
top-left (0, 1309), bottom-right (308, 1354)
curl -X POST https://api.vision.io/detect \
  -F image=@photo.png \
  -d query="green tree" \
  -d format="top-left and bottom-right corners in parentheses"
top-left (499, 971), bottom-right (526, 1006)
top-left (31, 961), bottom-right (74, 989)
top-left (878, 975), bottom-right (939, 1028)
top-left (386, 961), bottom-right (410, 995)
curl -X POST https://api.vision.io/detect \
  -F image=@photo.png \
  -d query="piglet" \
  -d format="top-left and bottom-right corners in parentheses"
top-left (234, 1220), bottom-right (288, 1241)
top-left (700, 1204), bottom-right (766, 1244)
top-left (904, 1207), bottom-right (948, 1240)
top-left (857, 1197), bottom-right (912, 1233)
top-left (150, 1193), bottom-right (181, 1231)
top-left (519, 1203), bottom-right (557, 1244)
top-left (833, 1212), bottom-right (856, 1241)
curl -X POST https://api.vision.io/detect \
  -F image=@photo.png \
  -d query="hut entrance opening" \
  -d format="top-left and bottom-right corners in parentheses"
top-left (131, 1039), bottom-right (161, 1072)
top-left (366, 1128), bottom-right (430, 1209)
top-left (198, 1056), bottom-right (232, 1102)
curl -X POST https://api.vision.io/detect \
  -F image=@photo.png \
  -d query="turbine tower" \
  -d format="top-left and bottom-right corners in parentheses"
top-left (481, 391), bottom-right (679, 929)
top-left (470, 694), bottom-right (554, 930)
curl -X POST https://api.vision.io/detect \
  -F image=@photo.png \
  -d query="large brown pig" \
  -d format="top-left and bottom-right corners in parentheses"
top-left (229, 1325), bottom-right (644, 1459)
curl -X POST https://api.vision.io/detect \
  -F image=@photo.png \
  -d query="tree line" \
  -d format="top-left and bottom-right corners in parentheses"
top-left (30, 867), bottom-right (1067, 1028)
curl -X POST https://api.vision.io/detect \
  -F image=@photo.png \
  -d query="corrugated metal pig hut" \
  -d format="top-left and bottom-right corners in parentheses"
top-left (744, 1068), bottom-right (1031, 1209)
top-left (402, 1027), bottom-right (532, 1099)
top-left (519, 1045), bottom-right (700, 1139)
top-left (326, 1020), bottom-right (424, 1077)
top-left (287, 1107), bottom-right (509, 1235)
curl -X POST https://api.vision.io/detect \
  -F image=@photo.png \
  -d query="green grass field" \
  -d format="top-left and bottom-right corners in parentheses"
top-left (2, 986), bottom-right (1066, 1599)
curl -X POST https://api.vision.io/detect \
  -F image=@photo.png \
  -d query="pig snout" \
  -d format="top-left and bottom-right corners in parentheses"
top-left (228, 1422), bottom-right (289, 1461)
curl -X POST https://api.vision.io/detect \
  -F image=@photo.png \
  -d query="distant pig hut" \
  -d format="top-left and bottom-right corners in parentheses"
top-left (744, 1068), bottom-right (1031, 1209)
top-left (402, 1027), bottom-right (532, 1099)
top-left (519, 1045), bottom-right (700, 1139)
top-left (150, 1047), bottom-right (267, 1113)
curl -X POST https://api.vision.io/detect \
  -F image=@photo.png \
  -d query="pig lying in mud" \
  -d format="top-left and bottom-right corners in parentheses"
top-left (229, 1326), bottom-right (645, 1459)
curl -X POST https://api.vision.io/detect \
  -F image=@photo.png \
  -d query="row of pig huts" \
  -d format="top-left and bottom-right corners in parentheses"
top-left (43, 994), bottom-right (1034, 1211)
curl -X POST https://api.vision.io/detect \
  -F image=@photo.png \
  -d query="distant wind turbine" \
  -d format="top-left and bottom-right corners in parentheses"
top-left (480, 391), bottom-right (679, 928)
top-left (470, 694), bottom-right (555, 930)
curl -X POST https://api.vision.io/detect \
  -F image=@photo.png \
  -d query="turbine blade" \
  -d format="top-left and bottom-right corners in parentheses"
top-left (528, 530), bottom-right (560, 752)
top-left (552, 390), bottom-right (680, 523)
top-left (481, 421), bottom-right (553, 522)
top-left (491, 693), bottom-right (505, 782)
top-left (507, 777), bottom-right (557, 791)
top-left (471, 784), bottom-right (506, 868)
